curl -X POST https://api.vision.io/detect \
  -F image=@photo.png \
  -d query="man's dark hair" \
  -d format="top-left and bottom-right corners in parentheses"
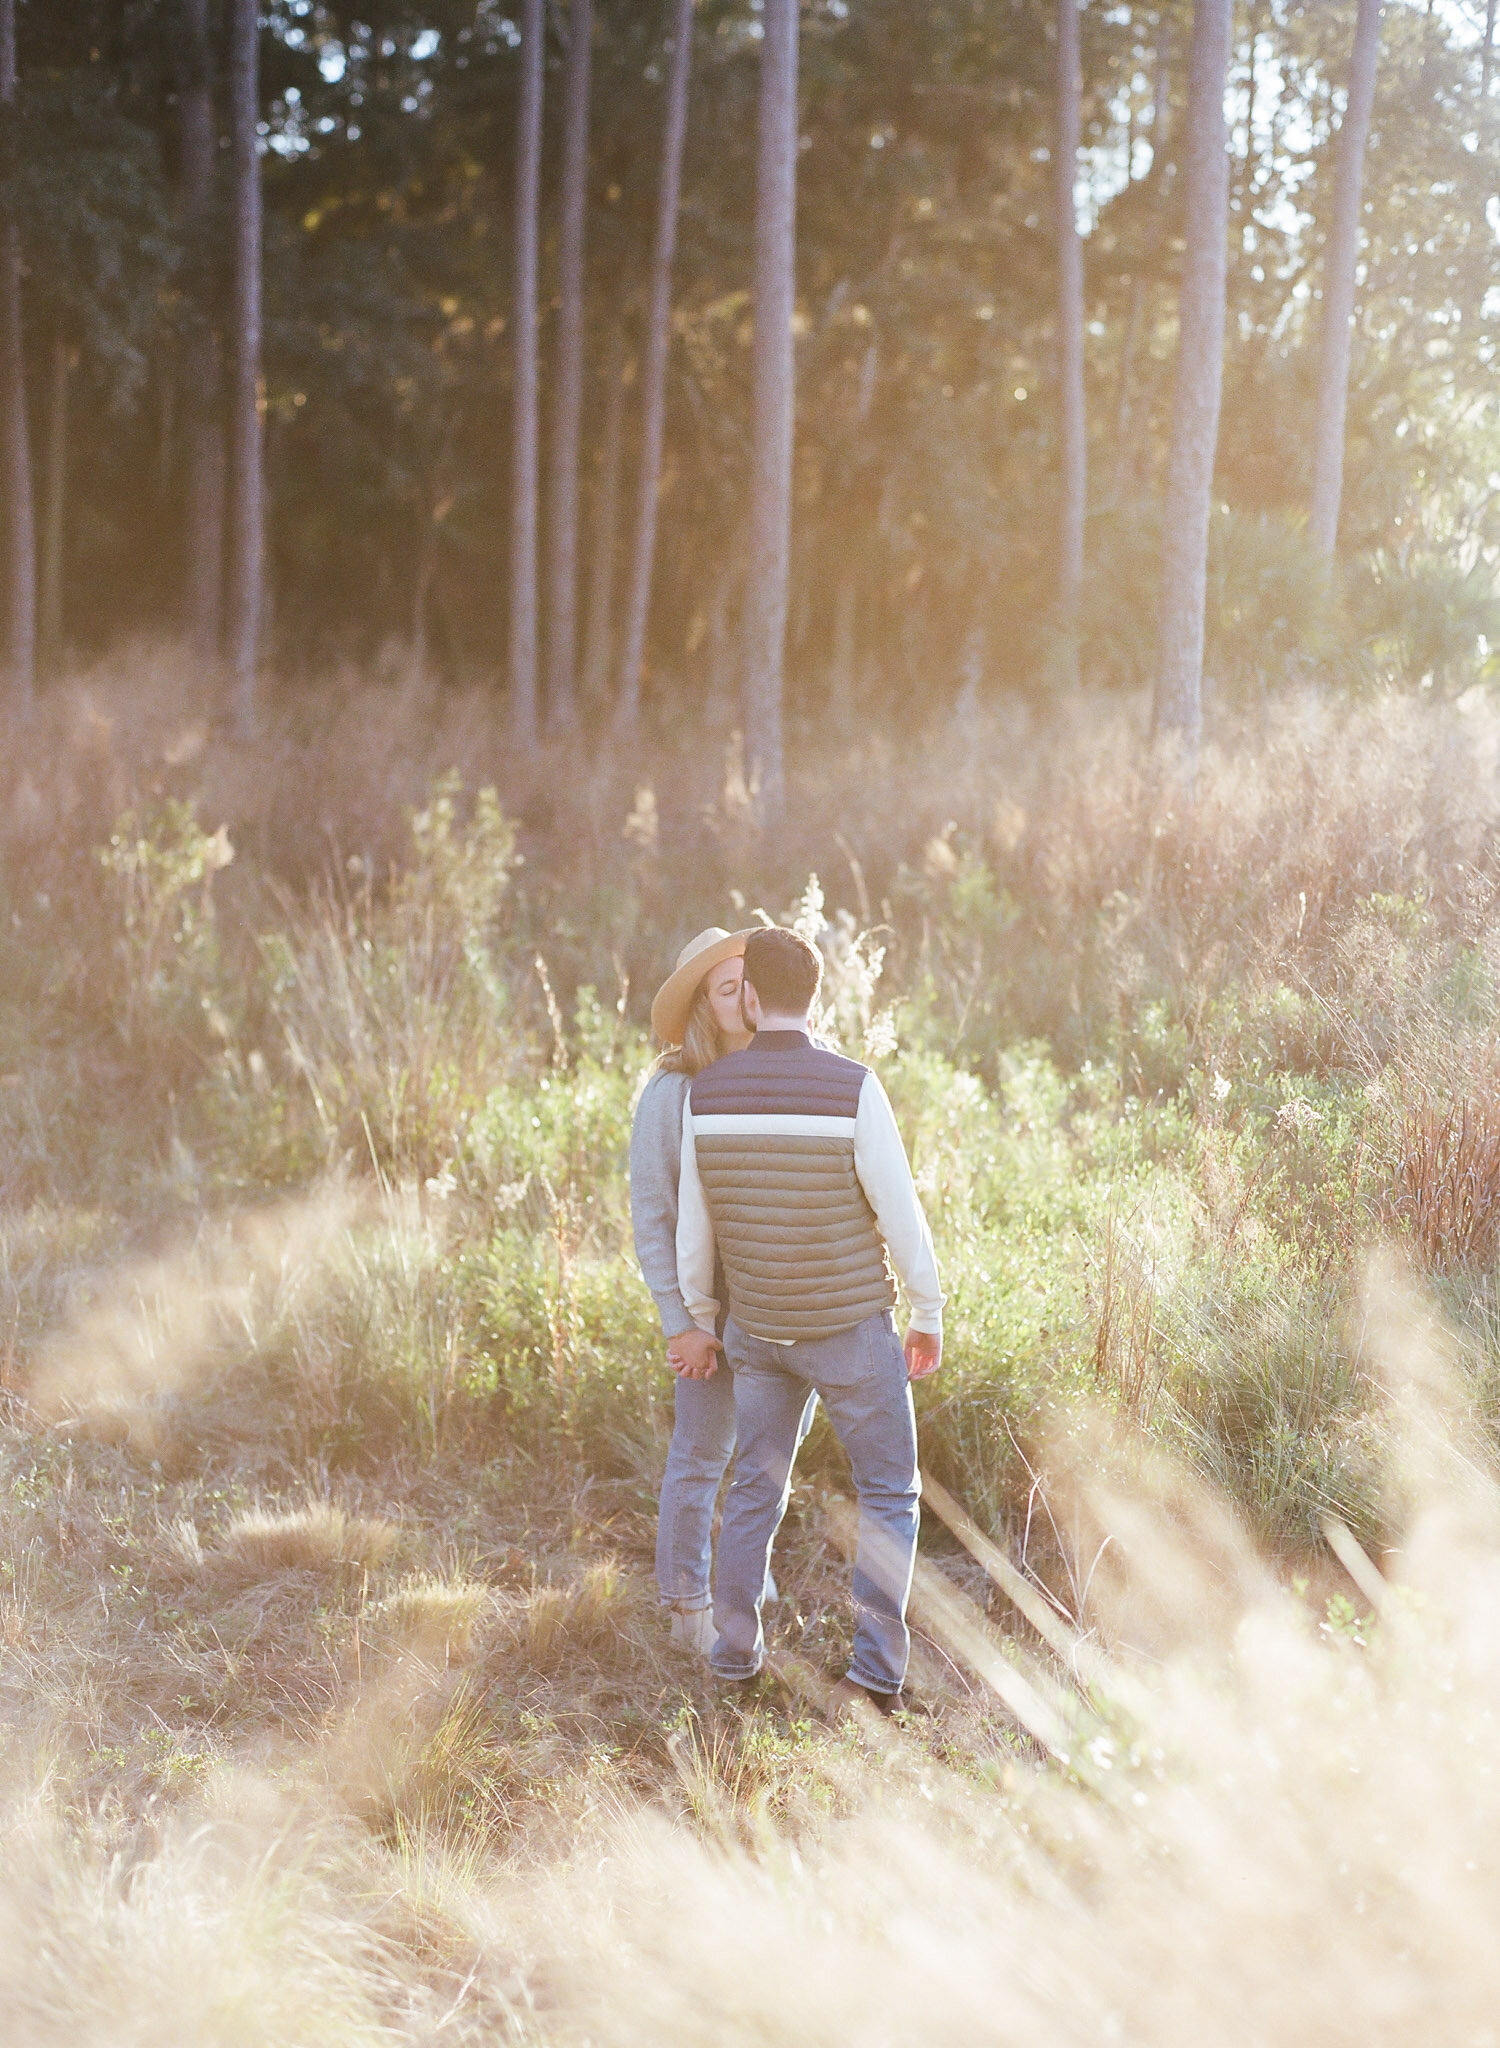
top-left (742, 927), bottom-right (823, 1016)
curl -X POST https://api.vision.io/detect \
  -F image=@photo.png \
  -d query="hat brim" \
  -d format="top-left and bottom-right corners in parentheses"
top-left (649, 929), bottom-right (757, 1047)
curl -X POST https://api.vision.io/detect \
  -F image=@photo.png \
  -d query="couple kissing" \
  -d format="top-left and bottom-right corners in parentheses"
top-left (629, 923), bottom-right (943, 1715)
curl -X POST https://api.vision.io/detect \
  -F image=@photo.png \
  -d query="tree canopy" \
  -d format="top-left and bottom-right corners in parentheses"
top-left (1, 0), bottom-right (1497, 714)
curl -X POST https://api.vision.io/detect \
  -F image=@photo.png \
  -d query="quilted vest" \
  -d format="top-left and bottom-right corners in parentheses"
top-left (689, 1031), bottom-right (896, 1341)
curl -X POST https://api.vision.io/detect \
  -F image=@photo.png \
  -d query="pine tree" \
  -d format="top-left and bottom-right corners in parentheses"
top-left (0, 0), bottom-right (35, 716)
top-left (1309, 0), bottom-right (1383, 562)
top-left (510, 0), bottom-right (544, 746)
top-left (37, 328), bottom-right (70, 675)
top-left (1152, 0), bottom-right (1233, 752)
top-left (615, 0), bottom-right (693, 733)
top-left (224, 0), bottom-right (264, 730)
top-left (581, 331), bottom-right (627, 710)
top-left (543, 0), bottom-right (591, 732)
top-left (1054, 0), bottom-right (1086, 683)
top-left (742, 0), bottom-right (799, 814)
top-left (179, 0), bottom-right (224, 658)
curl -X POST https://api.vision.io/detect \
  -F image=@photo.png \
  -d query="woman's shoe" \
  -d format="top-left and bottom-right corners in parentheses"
top-left (668, 1606), bottom-right (718, 1657)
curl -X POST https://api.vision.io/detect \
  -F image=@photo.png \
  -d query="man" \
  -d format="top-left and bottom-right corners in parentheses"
top-left (674, 925), bottom-right (943, 1710)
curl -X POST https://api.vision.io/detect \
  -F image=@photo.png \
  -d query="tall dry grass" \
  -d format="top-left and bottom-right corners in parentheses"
top-left (7, 657), bottom-right (1500, 2038)
top-left (2, 1259), bottom-right (1497, 2044)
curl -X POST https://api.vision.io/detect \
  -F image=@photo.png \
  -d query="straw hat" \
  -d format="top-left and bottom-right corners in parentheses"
top-left (650, 926), bottom-right (756, 1046)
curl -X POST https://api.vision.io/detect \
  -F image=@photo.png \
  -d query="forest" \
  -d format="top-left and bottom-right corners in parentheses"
top-left (0, 0), bottom-right (1496, 768)
top-left (4, 4), bottom-right (1500, 2045)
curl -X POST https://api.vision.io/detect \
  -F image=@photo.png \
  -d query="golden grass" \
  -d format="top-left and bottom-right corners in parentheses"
top-left (0, 1794), bottom-right (408, 2048)
top-left (9, 659), bottom-right (1500, 2036)
top-left (521, 1558), bottom-right (627, 1676)
top-left (21, 1194), bottom-right (362, 1452)
top-left (218, 1502), bottom-right (399, 1577)
top-left (368, 1574), bottom-right (494, 1664)
top-left (5, 1263), bottom-right (1499, 2043)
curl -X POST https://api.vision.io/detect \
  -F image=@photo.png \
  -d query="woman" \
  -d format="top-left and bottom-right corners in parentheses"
top-left (630, 925), bottom-right (808, 1652)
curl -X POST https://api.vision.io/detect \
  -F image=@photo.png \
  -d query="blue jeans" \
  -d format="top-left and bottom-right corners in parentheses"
top-left (655, 1363), bottom-right (815, 1609)
top-left (710, 1310), bottom-right (920, 1695)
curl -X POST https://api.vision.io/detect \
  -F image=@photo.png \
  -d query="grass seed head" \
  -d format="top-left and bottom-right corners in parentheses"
top-left (218, 1502), bottom-right (399, 1578)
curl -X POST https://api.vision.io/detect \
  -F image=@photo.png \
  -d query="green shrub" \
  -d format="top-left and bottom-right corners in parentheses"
top-left (98, 799), bottom-right (234, 1054)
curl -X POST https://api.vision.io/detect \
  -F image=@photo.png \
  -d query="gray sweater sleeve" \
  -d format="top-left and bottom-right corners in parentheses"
top-left (628, 1069), bottom-right (696, 1339)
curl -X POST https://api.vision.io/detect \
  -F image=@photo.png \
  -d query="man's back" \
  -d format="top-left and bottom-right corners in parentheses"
top-left (687, 1030), bottom-right (895, 1342)
top-left (690, 1029), bottom-right (866, 1118)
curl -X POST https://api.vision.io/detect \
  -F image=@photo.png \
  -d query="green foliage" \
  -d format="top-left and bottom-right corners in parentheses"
top-left (1206, 511), bottom-right (1342, 698)
top-left (0, 71), bottom-right (177, 398)
top-left (98, 800), bottom-right (234, 1048)
top-left (22, 700), bottom-right (1500, 1560)
top-left (1353, 551), bottom-right (1500, 692)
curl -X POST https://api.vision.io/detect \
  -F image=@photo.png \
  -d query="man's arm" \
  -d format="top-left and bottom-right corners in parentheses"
top-left (853, 1071), bottom-right (945, 1349)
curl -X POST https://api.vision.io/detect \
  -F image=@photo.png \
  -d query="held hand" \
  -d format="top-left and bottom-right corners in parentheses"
top-left (668, 1328), bottom-right (723, 1380)
top-left (904, 1327), bottom-right (942, 1381)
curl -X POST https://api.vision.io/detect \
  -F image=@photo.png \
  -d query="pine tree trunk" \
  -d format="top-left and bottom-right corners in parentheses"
top-left (224, 0), bottom-right (264, 731)
top-left (1116, 17), bottom-right (1173, 501)
top-left (1308, 0), bottom-right (1382, 562)
top-left (509, 0), bottom-right (545, 747)
top-left (410, 516), bottom-right (438, 686)
top-left (830, 568), bottom-right (857, 711)
top-left (1151, 0), bottom-right (1233, 753)
top-left (615, 0), bottom-right (693, 733)
top-left (706, 552), bottom-right (738, 725)
top-left (38, 331), bottom-right (70, 677)
top-left (179, 0), bottom-right (224, 660)
top-left (157, 374), bottom-right (176, 500)
top-left (955, 615), bottom-right (986, 723)
top-left (1054, 0), bottom-right (1086, 683)
top-left (0, 0), bottom-right (35, 718)
top-left (579, 332), bottom-right (626, 711)
top-left (1114, 271), bottom-right (1143, 491)
top-left (543, 0), bottom-right (591, 732)
top-left (742, 0), bottom-right (799, 816)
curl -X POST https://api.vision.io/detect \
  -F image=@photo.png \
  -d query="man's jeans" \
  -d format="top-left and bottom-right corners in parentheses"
top-left (710, 1310), bottom-right (920, 1695)
top-left (656, 1363), bottom-right (815, 1610)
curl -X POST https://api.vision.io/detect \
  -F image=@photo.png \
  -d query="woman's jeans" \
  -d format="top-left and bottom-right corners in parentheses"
top-left (656, 1361), bottom-right (815, 1611)
top-left (709, 1310), bottom-right (920, 1696)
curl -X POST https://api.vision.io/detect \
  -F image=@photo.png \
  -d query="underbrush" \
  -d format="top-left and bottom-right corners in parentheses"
top-left (5, 1269), bottom-right (1500, 2046)
top-left (7, 675), bottom-right (1500, 1543)
top-left (6, 670), bottom-right (1500, 2036)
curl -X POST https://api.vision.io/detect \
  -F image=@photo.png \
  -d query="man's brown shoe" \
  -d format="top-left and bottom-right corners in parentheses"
top-left (826, 1676), bottom-right (903, 1720)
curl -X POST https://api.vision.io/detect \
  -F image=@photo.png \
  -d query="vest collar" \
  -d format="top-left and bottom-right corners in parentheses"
top-left (750, 1028), bottom-right (812, 1051)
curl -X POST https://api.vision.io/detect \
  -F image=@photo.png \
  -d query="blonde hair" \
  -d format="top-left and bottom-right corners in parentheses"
top-left (654, 982), bottom-right (733, 1078)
